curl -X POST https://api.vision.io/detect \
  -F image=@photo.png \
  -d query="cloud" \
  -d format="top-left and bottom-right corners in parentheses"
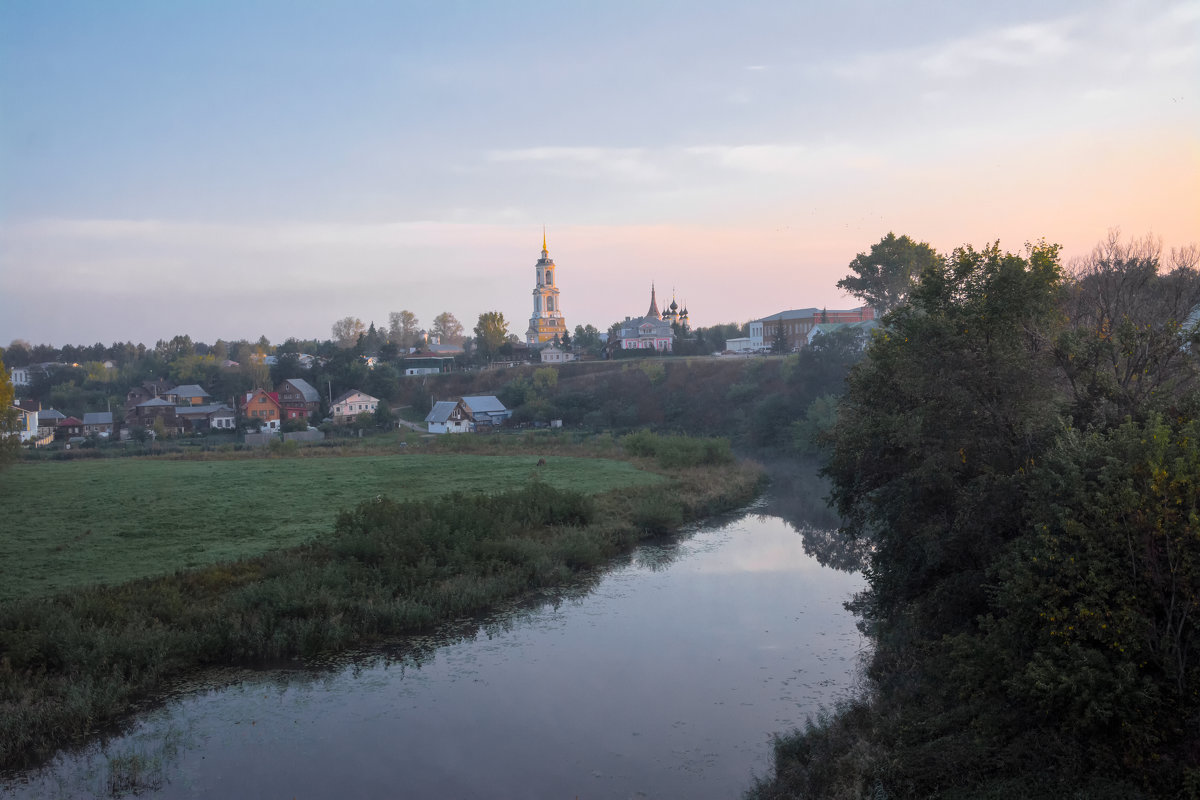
top-left (827, 17), bottom-right (1077, 82)
top-left (825, 1), bottom-right (1199, 86)
top-left (684, 143), bottom-right (884, 175)
top-left (917, 20), bottom-right (1076, 78)
top-left (485, 146), bottom-right (662, 182)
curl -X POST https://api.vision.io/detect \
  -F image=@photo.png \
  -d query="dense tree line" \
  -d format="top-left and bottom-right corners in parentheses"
top-left (751, 233), bottom-right (1200, 799)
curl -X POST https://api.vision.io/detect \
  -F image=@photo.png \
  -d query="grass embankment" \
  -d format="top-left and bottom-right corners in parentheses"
top-left (0, 452), bottom-right (655, 600)
top-left (0, 434), bottom-right (763, 771)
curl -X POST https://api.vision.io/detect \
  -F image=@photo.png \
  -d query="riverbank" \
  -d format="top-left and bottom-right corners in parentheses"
top-left (0, 434), bottom-right (764, 771)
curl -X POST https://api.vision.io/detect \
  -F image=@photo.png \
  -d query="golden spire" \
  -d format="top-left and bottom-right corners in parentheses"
top-left (542, 226), bottom-right (547, 253)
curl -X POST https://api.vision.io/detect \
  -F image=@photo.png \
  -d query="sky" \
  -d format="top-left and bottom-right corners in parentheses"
top-left (1, 0), bottom-right (1197, 348)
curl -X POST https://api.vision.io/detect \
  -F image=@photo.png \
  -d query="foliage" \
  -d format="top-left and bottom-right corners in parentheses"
top-left (473, 311), bottom-right (510, 360)
top-left (373, 400), bottom-right (394, 429)
top-left (769, 318), bottom-right (788, 354)
top-left (331, 316), bottom-right (366, 349)
top-left (978, 416), bottom-right (1200, 784)
top-left (637, 359), bottom-right (666, 385)
top-left (388, 310), bottom-right (420, 349)
top-left (836, 231), bottom-right (942, 315)
top-left (431, 311), bottom-right (464, 344)
top-left (621, 430), bottom-right (733, 469)
top-left (532, 367), bottom-right (558, 391)
top-left (755, 233), bottom-right (1200, 799)
top-left (1054, 231), bottom-right (1200, 427)
top-left (572, 324), bottom-right (603, 354)
top-left (0, 354), bottom-right (19, 470)
top-left (790, 393), bottom-right (839, 455)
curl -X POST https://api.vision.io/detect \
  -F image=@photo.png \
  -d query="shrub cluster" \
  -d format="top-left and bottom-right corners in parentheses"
top-left (620, 430), bottom-right (733, 468)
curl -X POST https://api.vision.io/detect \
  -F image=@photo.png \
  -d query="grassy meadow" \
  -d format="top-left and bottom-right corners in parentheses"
top-left (0, 453), bottom-right (660, 600)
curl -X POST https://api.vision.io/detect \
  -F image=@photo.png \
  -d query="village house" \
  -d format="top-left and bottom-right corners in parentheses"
top-left (11, 405), bottom-right (38, 442)
top-left (9, 367), bottom-right (31, 388)
top-left (242, 388), bottom-right (282, 430)
top-left (403, 356), bottom-right (455, 376)
top-left (424, 395), bottom-right (511, 433)
top-left (175, 404), bottom-right (237, 433)
top-left (425, 400), bottom-right (473, 434)
top-left (36, 408), bottom-right (65, 438)
top-left (127, 398), bottom-right (180, 434)
top-left (166, 384), bottom-right (212, 406)
top-left (331, 390), bottom-right (379, 422)
top-left (276, 378), bottom-right (321, 421)
top-left (82, 411), bottom-right (114, 437)
top-left (460, 395), bottom-right (512, 428)
top-left (539, 344), bottom-right (574, 364)
top-left (55, 416), bottom-right (84, 441)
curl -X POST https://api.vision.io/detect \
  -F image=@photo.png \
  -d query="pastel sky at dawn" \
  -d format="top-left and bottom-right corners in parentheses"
top-left (1, 0), bottom-right (1197, 347)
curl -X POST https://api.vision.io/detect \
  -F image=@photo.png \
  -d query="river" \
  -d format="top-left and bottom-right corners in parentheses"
top-left (3, 502), bottom-right (865, 799)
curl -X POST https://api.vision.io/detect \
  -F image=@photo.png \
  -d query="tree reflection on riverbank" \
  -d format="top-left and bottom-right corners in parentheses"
top-left (756, 457), bottom-right (870, 573)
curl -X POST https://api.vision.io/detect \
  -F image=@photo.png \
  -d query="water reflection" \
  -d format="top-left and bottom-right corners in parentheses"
top-left (3, 507), bottom-right (865, 800)
top-left (755, 457), bottom-right (870, 572)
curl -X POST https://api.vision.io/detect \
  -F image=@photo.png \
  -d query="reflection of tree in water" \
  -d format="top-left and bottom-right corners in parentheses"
top-left (633, 540), bottom-right (687, 572)
top-left (756, 457), bottom-right (869, 573)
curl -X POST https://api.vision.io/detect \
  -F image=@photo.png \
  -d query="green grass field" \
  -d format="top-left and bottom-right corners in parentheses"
top-left (0, 453), bottom-right (660, 600)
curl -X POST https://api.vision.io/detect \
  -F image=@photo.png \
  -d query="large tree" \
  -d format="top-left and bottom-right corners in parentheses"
top-left (431, 312), bottom-right (464, 344)
top-left (1055, 231), bottom-right (1200, 427)
top-left (473, 312), bottom-right (509, 360)
top-left (387, 310), bottom-right (420, 349)
top-left (331, 316), bottom-right (366, 349)
top-left (836, 232), bottom-right (942, 315)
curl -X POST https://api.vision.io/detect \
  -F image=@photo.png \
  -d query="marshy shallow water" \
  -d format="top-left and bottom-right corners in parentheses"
top-left (3, 504), bottom-right (864, 799)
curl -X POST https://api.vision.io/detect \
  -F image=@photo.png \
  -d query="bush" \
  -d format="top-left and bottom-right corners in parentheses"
top-left (631, 495), bottom-right (684, 534)
top-left (620, 431), bottom-right (733, 469)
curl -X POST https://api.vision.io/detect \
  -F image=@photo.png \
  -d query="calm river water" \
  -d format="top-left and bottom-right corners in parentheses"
top-left (3, 504), bottom-right (864, 799)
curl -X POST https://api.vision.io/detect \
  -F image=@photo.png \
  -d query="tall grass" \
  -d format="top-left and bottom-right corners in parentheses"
top-left (0, 452), bottom-right (654, 600)
top-left (0, 459), bottom-right (764, 771)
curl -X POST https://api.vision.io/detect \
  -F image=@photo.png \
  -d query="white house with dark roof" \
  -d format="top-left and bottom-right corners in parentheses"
top-left (425, 400), bottom-right (472, 434)
top-left (425, 396), bottom-right (511, 433)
